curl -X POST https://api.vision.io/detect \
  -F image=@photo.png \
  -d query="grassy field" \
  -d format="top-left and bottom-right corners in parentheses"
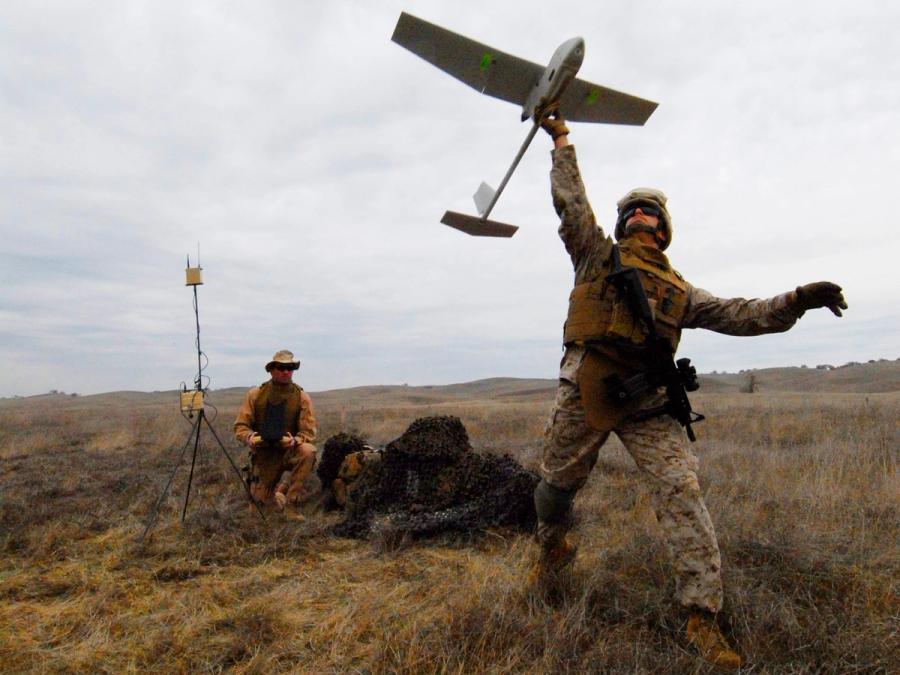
top-left (0, 374), bottom-right (897, 673)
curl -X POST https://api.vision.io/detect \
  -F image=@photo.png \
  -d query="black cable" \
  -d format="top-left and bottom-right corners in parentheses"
top-left (204, 395), bottom-right (219, 424)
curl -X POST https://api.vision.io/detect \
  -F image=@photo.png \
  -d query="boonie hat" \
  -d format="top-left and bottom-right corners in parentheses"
top-left (265, 349), bottom-right (300, 372)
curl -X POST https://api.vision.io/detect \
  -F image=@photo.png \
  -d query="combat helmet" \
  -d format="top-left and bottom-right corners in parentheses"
top-left (615, 187), bottom-right (673, 250)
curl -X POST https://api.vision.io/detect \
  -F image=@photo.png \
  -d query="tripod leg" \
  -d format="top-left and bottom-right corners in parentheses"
top-left (202, 413), bottom-right (266, 521)
top-left (181, 413), bottom-right (203, 522)
top-left (139, 413), bottom-right (202, 540)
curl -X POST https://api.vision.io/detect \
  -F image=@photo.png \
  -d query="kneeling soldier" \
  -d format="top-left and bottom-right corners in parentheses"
top-left (234, 350), bottom-right (318, 518)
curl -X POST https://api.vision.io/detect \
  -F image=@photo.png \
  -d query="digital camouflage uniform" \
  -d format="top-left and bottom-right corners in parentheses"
top-left (541, 145), bottom-right (806, 612)
top-left (234, 381), bottom-right (318, 506)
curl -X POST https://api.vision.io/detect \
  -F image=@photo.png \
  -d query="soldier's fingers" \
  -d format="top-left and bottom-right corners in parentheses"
top-left (829, 305), bottom-right (843, 317)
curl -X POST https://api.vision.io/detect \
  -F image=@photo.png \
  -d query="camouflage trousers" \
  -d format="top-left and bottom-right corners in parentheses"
top-left (248, 442), bottom-right (317, 506)
top-left (540, 346), bottom-right (723, 613)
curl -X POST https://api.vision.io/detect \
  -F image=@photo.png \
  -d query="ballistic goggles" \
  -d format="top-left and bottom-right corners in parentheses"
top-left (621, 203), bottom-right (662, 221)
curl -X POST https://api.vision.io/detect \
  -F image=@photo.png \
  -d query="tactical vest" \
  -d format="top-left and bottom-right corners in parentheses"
top-left (564, 240), bottom-right (688, 353)
top-left (253, 381), bottom-right (304, 442)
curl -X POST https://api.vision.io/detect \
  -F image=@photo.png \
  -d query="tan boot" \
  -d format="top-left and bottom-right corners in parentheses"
top-left (686, 611), bottom-right (742, 670)
top-left (528, 535), bottom-right (578, 585)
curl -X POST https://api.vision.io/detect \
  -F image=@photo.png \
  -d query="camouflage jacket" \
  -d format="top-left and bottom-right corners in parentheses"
top-left (551, 145), bottom-right (804, 337)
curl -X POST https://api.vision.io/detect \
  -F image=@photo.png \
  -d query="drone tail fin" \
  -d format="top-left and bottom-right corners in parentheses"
top-left (440, 211), bottom-right (518, 237)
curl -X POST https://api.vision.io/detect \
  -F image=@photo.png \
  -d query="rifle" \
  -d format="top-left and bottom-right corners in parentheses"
top-left (603, 245), bottom-right (705, 441)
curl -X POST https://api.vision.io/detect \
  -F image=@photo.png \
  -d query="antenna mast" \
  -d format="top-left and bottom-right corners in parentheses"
top-left (140, 250), bottom-right (263, 540)
top-left (185, 250), bottom-right (204, 393)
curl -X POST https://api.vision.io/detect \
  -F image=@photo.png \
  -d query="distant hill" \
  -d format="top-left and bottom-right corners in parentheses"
top-left (700, 359), bottom-right (900, 394)
top-left (4, 360), bottom-right (898, 408)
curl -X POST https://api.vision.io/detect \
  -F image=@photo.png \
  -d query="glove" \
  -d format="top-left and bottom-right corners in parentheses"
top-left (795, 282), bottom-right (847, 317)
top-left (539, 105), bottom-right (569, 140)
top-left (247, 433), bottom-right (263, 448)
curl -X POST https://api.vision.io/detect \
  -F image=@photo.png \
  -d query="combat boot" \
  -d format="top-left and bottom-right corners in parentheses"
top-left (273, 488), bottom-right (306, 521)
top-left (528, 521), bottom-right (578, 585)
top-left (686, 610), bottom-right (742, 670)
top-left (530, 480), bottom-right (579, 585)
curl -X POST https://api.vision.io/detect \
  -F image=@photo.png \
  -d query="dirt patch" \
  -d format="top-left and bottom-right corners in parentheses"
top-left (328, 416), bottom-right (539, 539)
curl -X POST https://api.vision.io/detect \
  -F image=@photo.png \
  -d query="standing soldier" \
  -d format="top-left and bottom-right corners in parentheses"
top-left (234, 350), bottom-right (318, 519)
top-left (532, 110), bottom-right (847, 669)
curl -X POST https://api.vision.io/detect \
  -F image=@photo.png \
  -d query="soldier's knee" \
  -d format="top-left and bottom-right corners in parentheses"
top-left (548, 417), bottom-right (586, 448)
top-left (534, 479), bottom-right (577, 524)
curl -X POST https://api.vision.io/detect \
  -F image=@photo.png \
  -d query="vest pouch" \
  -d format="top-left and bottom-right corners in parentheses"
top-left (605, 297), bottom-right (647, 347)
top-left (578, 349), bottom-right (644, 432)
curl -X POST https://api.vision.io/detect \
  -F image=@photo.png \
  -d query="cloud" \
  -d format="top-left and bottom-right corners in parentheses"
top-left (1, 0), bottom-right (898, 397)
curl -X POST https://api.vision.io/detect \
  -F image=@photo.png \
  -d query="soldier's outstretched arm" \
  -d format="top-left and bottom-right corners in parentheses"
top-left (682, 285), bottom-right (804, 335)
top-left (683, 281), bottom-right (848, 336)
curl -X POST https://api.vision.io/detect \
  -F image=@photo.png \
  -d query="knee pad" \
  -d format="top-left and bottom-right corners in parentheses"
top-left (534, 479), bottom-right (577, 524)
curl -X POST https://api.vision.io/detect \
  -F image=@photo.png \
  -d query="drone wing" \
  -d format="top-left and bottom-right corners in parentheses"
top-left (391, 12), bottom-right (543, 107)
top-left (558, 77), bottom-right (658, 125)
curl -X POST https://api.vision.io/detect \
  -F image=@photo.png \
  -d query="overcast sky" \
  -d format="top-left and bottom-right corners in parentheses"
top-left (2, 0), bottom-right (897, 397)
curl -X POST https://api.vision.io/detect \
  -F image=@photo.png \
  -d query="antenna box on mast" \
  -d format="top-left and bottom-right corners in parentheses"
top-left (180, 389), bottom-right (204, 412)
top-left (185, 267), bottom-right (203, 286)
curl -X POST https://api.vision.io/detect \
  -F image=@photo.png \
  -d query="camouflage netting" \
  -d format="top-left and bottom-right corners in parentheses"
top-left (329, 416), bottom-right (539, 540)
top-left (317, 432), bottom-right (368, 498)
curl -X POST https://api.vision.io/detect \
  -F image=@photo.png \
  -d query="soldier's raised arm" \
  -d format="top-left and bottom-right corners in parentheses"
top-left (541, 111), bottom-right (612, 269)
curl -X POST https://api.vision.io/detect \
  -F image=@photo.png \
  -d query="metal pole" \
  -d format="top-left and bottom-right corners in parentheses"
top-left (481, 121), bottom-right (540, 220)
top-left (203, 413), bottom-right (266, 520)
top-left (139, 413), bottom-right (201, 540)
top-left (181, 411), bottom-right (203, 522)
top-left (193, 284), bottom-right (202, 391)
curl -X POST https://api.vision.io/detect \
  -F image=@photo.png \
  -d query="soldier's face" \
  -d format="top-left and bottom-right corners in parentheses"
top-left (270, 365), bottom-right (294, 383)
top-left (623, 205), bottom-right (663, 247)
top-left (624, 205), bottom-right (660, 231)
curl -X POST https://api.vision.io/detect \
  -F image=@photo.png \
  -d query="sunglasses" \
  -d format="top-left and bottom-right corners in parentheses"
top-left (272, 364), bottom-right (296, 372)
top-left (621, 203), bottom-right (661, 221)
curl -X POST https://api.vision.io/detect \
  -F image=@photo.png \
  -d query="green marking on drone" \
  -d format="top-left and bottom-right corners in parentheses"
top-left (586, 89), bottom-right (600, 105)
top-left (480, 53), bottom-right (494, 72)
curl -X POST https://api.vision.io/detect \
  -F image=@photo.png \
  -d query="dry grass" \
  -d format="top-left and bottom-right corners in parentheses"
top-left (0, 387), bottom-right (897, 673)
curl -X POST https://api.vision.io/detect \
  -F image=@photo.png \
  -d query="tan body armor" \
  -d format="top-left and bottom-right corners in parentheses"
top-left (564, 241), bottom-right (689, 431)
top-left (565, 240), bottom-right (688, 352)
top-left (252, 381), bottom-right (304, 438)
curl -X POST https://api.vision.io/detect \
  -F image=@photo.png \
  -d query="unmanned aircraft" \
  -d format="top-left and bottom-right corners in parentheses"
top-left (391, 12), bottom-right (658, 237)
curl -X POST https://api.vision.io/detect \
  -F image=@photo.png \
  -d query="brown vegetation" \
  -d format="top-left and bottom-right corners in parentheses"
top-left (0, 375), bottom-right (897, 673)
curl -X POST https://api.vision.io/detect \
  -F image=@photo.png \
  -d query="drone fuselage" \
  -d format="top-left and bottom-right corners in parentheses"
top-left (521, 37), bottom-right (585, 122)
